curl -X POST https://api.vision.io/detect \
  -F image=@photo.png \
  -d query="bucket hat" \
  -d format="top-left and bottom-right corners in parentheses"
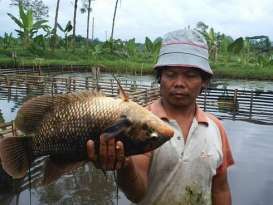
top-left (154, 28), bottom-right (213, 75)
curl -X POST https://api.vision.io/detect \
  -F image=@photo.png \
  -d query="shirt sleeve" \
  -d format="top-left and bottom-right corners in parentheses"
top-left (207, 113), bottom-right (234, 174)
top-left (216, 125), bottom-right (234, 174)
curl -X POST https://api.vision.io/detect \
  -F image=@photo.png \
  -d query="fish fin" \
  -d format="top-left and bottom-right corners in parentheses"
top-left (103, 116), bottom-right (132, 139)
top-left (42, 158), bottom-right (85, 186)
top-left (0, 136), bottom-right (32, 179)
top-left (112, 74), bottom-right (129, 101)
top-left (15, 90), bottom-right (104, 133)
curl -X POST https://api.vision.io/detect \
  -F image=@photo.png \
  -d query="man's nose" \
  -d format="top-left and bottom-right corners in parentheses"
top-left (174, 74), bottom-right (186, 87)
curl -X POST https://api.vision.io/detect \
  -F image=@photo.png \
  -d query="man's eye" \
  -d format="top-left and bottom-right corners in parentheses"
top-left (165, 71), bottom-right (176, 77)
top-left (186, 72), bottom-right (199, 77)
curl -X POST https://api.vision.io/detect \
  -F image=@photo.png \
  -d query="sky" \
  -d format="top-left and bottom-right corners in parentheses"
top-left (0, 0), bottom-right (273, 43)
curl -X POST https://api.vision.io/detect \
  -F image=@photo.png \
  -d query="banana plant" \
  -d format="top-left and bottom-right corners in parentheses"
top-left (124, 38), bottom-right (137, 58)
top-left (7, 1), bottom-right (49, 48)
top-left (57, 21), bottom-right (73, 50)
top-left (228, 37), bottom-right (245, 63)
top-left (29, 34), bottom-right (47, 56)
top-left (2, 32), bottom-right (16, 49)
top-left (144, 37), bottom-right (162, 63)
top-left (219, 34), bottom-right (233, 64)
top-left (207, 28), bottom-right (218, 62)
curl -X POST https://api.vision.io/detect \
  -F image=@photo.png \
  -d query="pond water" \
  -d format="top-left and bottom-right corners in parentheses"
top-left (53, 72), bottom-right (273, 91)
top-left (0, 74), bottom-right (273, 205)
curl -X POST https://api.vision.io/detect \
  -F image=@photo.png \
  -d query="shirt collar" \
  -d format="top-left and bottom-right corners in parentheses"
top-left (148, 99), bottom-right (209, 125)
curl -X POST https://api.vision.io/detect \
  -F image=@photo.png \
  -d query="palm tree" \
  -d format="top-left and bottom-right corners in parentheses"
top-left (81, 0), bottom-right (95, 46)
top-left (52, 0), bottom-right (61, 49)
top-left (72, 0), bottom-right (79, 46)
top-left (110, 0), bottom-right (119, 42)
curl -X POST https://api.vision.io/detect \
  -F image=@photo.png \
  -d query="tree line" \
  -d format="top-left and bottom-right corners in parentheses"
top-left (0, 0), bottom-right (273, 69)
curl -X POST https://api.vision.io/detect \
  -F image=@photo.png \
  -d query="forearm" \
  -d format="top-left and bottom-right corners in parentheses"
top-left (117, 157), bottom-right (148, 203)
top-left (212, 189), bottom-right (232, 205)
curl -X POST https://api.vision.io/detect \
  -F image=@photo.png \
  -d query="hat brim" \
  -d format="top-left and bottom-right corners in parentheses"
top-left (154, 52), bottom-right (213, 75)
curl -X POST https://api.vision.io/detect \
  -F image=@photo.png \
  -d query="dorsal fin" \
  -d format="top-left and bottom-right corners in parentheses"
top-left (15, 90), bottom-right (103, 134)
top-left (112, 74), bottom-right (129, 101)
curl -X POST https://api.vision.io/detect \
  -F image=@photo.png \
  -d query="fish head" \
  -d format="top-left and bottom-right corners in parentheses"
top-left (121, 100), bottom-right (174, 141)
top-left (122, 131), bottom-right (171, 156)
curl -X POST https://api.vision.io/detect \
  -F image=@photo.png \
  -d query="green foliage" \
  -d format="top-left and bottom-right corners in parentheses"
top-left (7, 1), bottom-right (50, 48)
top-left (57, 21), bottom-right (73, 50)
top-left (2, 15), bottom-right (273, 80)
top-left (228, 37), bottom-right (244, 54)
top-left (0, 109), bottom-right (5, 124)
top-left (125, 38), bottom-right (137, 58)
top-left (10, 0), bottom-right (49, 21)
top-left (196, 21), bottom-right (209, 35)
top-left (144, 37), bottom-right (162, 63)
top-left (1, 33), bottom-right (17, 49)
top-left (28, 34), bottom-right (46, 56)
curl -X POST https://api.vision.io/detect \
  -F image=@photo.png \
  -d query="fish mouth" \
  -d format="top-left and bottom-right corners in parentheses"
top-left (158, 125), bottom-right (174, 138)
top-left (123, 133), bottom-right (171, 156)
top-left (141, 134), bottom-right (170, 152)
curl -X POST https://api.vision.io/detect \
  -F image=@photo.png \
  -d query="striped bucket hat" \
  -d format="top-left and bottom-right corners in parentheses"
top-left (154, 28), bottom-right (213, 75)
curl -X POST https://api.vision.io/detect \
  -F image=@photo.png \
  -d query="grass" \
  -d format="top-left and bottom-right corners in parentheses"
top-left (1, 48), bottom-right (273, 80)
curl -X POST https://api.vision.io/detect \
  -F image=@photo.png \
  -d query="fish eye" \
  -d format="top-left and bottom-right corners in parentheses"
top-left (142, 124), bottom-right (155, 133)
top-left (151, 132), bottom-right (158, 137)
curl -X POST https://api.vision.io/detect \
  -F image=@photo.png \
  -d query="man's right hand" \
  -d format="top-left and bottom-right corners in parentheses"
top-left (86, 134), bottom-right (129, 170)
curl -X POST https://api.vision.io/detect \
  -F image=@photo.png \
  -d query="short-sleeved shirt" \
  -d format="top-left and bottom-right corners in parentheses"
top-left (138, 99), bottom-right (234, 205)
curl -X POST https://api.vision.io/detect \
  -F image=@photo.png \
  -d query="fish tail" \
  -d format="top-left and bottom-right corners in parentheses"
top-left (0, 136), bottom-right (32, 179)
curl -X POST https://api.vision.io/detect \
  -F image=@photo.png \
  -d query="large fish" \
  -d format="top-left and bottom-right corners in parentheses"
top-left (0, 88), bottom-right (174, 182)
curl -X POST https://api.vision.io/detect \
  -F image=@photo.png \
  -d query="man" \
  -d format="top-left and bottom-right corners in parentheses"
top-left (87, 29), bottom-right (234, 205)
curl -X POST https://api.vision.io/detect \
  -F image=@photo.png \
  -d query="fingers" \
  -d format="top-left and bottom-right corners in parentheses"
top-left (86, 135), bottom-right (126, 171)
top-left (115, 141), bottom-right (125, 170)
top-left (100, 134), bottom-right (116, 170)
top-left (87, 140), bottom-right (101, 169)
top-left (86, 140), bottom-right (96, 161)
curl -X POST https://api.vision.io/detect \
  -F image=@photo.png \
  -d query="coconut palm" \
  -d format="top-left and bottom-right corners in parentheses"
top-left (81, 0), bottom-right (95, 46)
top-left (52, 0), bottom-right (61, 49)
top-left (72, 0), bottom-right (79, 46)
top-left (110, 0), bottom-right (119, 42)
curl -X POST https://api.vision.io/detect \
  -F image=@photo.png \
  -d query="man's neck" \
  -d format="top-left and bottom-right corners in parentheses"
top-left (160, 99), bottom-right (197, 140)
top-left (160, 99), bottom-right (196, 120)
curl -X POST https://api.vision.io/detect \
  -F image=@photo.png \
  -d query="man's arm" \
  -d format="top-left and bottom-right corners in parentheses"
top-left (212, 170), bottom-right (232, 205)
top-left (117, 153), bottom-right (151, 203)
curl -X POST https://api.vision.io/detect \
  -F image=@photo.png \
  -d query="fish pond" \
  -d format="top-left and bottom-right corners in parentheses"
top-left (0, 73), bottom-right (273, 205)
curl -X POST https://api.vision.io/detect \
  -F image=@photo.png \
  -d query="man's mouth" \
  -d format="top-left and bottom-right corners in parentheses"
top-left (171, 92), bottom-right (188, 97)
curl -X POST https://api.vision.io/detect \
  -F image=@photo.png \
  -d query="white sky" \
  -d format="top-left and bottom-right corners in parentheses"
top-left (0, 0), bottom-right (273, 43)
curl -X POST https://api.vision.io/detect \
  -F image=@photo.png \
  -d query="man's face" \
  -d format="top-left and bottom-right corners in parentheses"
top-left (160, 67), bottom-right (207, 108)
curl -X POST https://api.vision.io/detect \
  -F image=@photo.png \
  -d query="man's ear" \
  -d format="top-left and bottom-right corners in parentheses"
top-left (202, 79), bottom-right (209, 88)
top-left (200, 79), bottom-right (209, 94)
